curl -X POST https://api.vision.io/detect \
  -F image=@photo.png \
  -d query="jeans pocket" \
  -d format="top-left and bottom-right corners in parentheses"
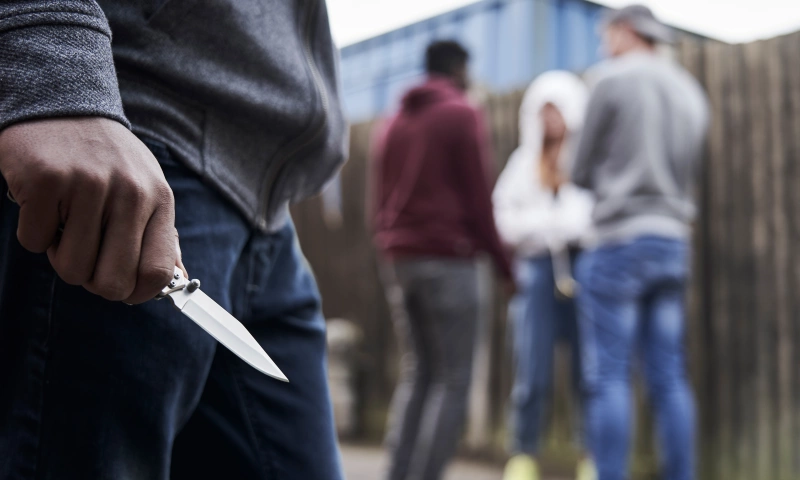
top-left (140, 137), bottom-right (183, 170)
top-left (580, 247), bottom-right (639, 298)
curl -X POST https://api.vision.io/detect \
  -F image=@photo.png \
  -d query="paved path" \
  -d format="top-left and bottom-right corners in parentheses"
top-left (341, 444), bottom-right (568, 480)
top-left (341, 444), bottom-right (501, 480)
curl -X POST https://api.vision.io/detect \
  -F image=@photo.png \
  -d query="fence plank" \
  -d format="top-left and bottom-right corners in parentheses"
top-left (702, 39), bottom-right (733, 479)
top-left (723, 42), bottom-right (753, 480)
top-left (743, 39), bottom-right (777, 480)
top-left (764, 34), bottom-right (793, 480)
top-left (677, 37), bottom-right (719, 480)
top-left (783, 33), bottom-right (800, 478)
top-left (683, 41), bottom-right (705, 480)
top-left (483, 87), bottom-right (519, 452)
top-left (779, 31), bottom-right (800, 479)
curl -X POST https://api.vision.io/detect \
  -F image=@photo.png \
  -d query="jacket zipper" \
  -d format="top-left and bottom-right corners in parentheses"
top-left (258, 0), bottom-right (330, 229)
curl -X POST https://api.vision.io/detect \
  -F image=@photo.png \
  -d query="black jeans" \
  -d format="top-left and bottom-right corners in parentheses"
top-left (0, 140), bottom-right (342, 479)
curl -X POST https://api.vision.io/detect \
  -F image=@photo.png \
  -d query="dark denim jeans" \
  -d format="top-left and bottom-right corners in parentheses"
top-left (508, 256), bottom-right (582, 455)
top-left (0, 140), bottom-right (342, 480)
top-left (381, 258), bottom-right (479, 480)
top-left (576, 236), bottom-right (695, 480)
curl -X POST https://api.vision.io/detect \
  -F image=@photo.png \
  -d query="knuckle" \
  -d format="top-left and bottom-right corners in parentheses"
top-left (116, 176), bottom-right (174, 215)
top-left (76, 170), bottom-right (108, 198)
top-left (16, 230), bottom-right (48, 253)
top-left (153, 182), bottom-right (174, 208)
top-left (49, 254), bottom-right (90, 286)
top-left (138, 264), bottom-right (174, 292)
top-left (117, 177), bottom-right (148, 208)
top-left (57, 267), bottom-right (92, 286)
top-left (28, 161), bottom-right (64, 190)
top-left (98, 278), bottom-right (135, 302)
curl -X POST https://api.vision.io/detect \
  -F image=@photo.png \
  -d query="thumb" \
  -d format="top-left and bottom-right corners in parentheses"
top-left (175, 230), bottom-right (188, 279)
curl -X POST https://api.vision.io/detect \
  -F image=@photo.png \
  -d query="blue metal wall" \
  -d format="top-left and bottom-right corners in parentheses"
top-left (339, 0), bottom-right (607, 122)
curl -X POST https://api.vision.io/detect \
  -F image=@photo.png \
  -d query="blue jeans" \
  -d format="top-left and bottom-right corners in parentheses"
top-left (576, 236), bottom-right (695, 480)
top-left (0, 140), bottom-right (342, 480)
top-left (508, 256), bottom-right (582, 455)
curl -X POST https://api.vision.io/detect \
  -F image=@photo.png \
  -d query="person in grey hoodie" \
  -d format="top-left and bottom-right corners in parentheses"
top-left (571, 5), bottom-right (709, 480)
top-left (0, 1), bottom-right (346, 479)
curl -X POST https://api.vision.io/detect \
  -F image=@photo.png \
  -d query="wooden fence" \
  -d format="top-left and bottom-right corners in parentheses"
top-left (293, 31), bottom-right (800, 479)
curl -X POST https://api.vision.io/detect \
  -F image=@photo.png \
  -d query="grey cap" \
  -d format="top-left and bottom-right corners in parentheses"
top-left (603, 4), bottom-right (675, 44)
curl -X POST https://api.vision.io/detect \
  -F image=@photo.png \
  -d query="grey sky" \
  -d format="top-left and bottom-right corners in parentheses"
top-left (327, 0), bottom-right (800, 46)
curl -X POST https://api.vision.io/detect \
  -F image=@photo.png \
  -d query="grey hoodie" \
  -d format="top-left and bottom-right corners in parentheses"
top-left (572, 52), bottom-right (709, 245)
top-left (0, 0), bottom-right (347, 232)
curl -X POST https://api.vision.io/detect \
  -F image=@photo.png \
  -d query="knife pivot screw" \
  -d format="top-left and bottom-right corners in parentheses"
top-left (174, 272), bottom-right (181, 280)
top-left (168, 280), bottom-right (177, 288)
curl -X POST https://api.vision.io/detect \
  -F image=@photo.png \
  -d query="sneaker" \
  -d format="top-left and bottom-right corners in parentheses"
top-left (575, 458), bottom-right (598, 480)
top-left (502, 454), bottom-right (540, 480)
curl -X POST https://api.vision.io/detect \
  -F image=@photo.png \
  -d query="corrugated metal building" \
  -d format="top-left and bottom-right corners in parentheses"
top-left (339, 0), bottom-right (609, 122)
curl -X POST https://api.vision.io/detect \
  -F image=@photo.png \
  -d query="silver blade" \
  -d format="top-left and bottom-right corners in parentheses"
top-left (171, 288), bottom-right (288, 382)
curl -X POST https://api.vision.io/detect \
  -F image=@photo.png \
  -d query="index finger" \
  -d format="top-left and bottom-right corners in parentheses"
top-left (123, 203), bottom-right (177, 304)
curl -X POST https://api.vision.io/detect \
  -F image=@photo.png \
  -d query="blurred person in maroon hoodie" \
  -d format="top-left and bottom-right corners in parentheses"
top-left (369, 40), bottom-right (513, 480)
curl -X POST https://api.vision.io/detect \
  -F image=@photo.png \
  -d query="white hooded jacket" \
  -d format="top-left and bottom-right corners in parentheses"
top-left (492, 71), bottom-right (594, 259)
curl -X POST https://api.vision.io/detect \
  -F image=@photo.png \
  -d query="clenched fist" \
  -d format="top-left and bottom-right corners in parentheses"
top-left (0, 117), bottom-right (185, 304)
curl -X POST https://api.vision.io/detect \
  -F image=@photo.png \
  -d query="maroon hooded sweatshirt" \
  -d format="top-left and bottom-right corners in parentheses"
top-left (370, 76), bottom-right (512, 280)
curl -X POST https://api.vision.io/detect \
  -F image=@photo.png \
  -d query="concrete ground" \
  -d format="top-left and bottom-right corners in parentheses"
top-left (340, 444), bottom-right (569, 480)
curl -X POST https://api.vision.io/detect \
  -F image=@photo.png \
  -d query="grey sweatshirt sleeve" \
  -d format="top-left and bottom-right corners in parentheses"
top-left (0, 1), bottom-right (129, 131)
top-left (571, 77), bottom-right (616, 189)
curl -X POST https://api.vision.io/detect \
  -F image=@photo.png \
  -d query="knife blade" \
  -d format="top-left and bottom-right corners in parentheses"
top-left (159, 267), bottom-right (288, 382)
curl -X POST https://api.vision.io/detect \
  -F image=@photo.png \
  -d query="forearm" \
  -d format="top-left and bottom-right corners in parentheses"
top-left (0, 1), bottom-right (128, 131)
top-left (495, 205), bottom-right (553, 250)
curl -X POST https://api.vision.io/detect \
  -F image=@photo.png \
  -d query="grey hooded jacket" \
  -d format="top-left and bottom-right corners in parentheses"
top-left (572, 52), bottom-right (709, 245)
top-left (0, 0), bottom-right (347, 231)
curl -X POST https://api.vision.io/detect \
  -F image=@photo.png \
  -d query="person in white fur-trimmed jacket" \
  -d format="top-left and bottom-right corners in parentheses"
top-left (494, 70), bottom-right (596, 480)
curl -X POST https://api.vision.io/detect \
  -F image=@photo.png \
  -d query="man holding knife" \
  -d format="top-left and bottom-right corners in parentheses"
top-left (0, 1), bottom-right (347, 479)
